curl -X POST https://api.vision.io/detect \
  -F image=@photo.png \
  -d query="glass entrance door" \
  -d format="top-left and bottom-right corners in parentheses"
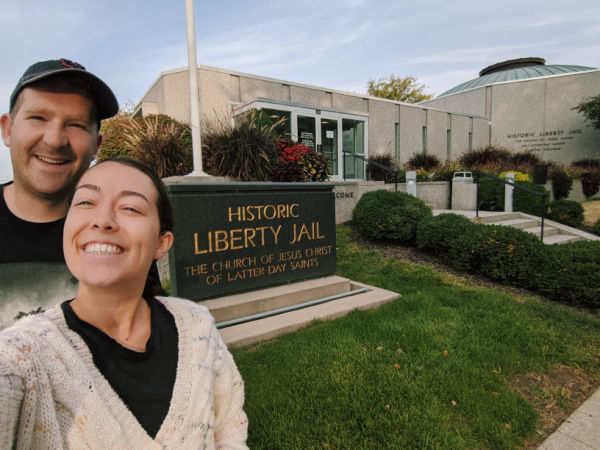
top-left (320, 118), bottom-right (338, 176)
top-left (343, 119), bottom-right (365, 179)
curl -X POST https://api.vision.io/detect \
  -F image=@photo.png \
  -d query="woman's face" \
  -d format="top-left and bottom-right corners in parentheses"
top-left (63, 161), bottom-right (173, 292)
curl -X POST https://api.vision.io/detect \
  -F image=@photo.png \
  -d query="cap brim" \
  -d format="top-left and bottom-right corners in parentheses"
top-left (16, 68), bottom-right (119, 120)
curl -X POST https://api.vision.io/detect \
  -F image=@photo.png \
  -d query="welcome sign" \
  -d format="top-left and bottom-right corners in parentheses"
top-left (167, 183), bottom-right (336, 301)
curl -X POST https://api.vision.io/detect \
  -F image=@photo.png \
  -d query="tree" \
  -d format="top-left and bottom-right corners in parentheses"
top-left (367, 74), bottom-right (433, 103)
top-left (574, 94), bottom-right (600, 129)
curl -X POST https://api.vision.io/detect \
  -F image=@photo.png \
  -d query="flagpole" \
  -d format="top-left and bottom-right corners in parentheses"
top-left (185, 0), bottom-right (207, 175)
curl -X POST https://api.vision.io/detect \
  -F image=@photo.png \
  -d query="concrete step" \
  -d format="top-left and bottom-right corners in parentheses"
top-left (218, 280), bottom-right (400, 348)
top-left (523, 226), bottom-right (559, 237)
top-left (477, 213), bottom-right (523, 223)
top-left (488, 218), bottom-right (540, 229)
top-left (543, 234), bottom-right (583, 245)
top-left (203, 276), bottom-right (352, 322)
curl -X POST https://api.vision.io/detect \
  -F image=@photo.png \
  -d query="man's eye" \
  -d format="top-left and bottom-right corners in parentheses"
top-left (70, 123), bottom-right (88, 130)
top-left (29, 115), bottom-right (45, 122)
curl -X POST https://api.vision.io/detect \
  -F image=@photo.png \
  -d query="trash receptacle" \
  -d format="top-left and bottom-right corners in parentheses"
top-left (451, 172), bottom-right (476, 210)
top-left (533, 164), bottom-right (548, 184)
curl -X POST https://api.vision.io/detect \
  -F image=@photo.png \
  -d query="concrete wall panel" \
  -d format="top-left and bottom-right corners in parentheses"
top-left (398, 105), bottom-right (426, 164)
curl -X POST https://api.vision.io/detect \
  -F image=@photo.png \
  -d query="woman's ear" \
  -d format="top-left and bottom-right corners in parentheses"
top-left (154, 232), bottom-right (174, 260)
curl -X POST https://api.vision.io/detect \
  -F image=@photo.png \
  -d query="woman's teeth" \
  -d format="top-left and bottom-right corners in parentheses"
top-left (84, 243), bottom-right (123, 255)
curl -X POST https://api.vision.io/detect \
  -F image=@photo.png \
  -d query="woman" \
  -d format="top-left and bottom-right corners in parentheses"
top-left (0, 158), bottom-right (248, 449)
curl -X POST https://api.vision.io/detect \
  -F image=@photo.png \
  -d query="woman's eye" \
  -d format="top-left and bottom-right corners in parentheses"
top-left (74, 200), bottom-right (93, 207)
top-left (123, 206), bottom-right (141, 214)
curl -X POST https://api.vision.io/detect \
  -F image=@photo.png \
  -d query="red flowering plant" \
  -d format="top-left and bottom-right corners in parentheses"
top-left (273, 139), bottom-right (330, 181)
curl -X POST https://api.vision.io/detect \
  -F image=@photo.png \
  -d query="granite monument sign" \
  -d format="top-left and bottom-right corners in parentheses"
top-left (167, 183), bottom-right (336, 300)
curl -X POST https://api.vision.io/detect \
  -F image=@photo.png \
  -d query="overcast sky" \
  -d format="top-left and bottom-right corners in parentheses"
top-left (1, 0), bottom-right (599, 182)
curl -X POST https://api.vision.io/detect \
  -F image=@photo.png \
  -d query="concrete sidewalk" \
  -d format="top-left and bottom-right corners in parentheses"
top-left (538, 386), bottom-right (600, 449)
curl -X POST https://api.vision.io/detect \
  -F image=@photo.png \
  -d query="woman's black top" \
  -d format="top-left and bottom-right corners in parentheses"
top-left (61, 297), bottom-right (178, 438)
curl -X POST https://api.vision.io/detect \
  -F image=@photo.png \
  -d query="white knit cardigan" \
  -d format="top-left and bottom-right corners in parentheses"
top-left (0, 297), bottom-right (248, 449)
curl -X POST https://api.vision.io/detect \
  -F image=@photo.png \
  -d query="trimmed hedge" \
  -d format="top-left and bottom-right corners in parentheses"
top-left (414, 214), bottom-right (600, 308)
top-left (353, 190), bottom-right (432, 244)
top-left (478, 178), bottom-right (549, 216)
top-left (547, 200), bottom-right (584, 227)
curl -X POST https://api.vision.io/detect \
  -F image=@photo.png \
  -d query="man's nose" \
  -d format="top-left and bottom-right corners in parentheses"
top-left (43, 122), bottom-right (68, 149)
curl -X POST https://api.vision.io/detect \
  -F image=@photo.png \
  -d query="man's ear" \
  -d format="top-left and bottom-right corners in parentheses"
top-left (93, 133), bottom-right (103, 159)
top-left (154, 231), bottom-right (174, 260)
top-left (1, 114), bottom-right (12, 147)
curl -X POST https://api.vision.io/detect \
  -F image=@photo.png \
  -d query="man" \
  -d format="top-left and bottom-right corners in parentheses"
top-left (0, 59), bottom-right (119, 327)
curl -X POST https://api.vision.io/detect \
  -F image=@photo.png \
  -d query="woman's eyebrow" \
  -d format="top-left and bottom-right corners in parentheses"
top-left (120, 190), bottom-right (150, 204)
top-left (74, 185), bottom-right (149, 204)
top-left (76, 183), bottom-right (99, 192)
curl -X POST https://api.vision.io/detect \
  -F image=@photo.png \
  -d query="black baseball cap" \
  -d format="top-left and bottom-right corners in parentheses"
top-left (9, 58), bottom-right (119, 120)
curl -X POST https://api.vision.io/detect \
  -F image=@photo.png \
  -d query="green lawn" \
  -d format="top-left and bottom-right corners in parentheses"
top-left (231, 225), bottom-right (600, 449)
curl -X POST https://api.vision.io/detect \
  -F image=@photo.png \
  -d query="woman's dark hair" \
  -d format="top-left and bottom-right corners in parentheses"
top-left (93, 157), bottom-right (174, 297)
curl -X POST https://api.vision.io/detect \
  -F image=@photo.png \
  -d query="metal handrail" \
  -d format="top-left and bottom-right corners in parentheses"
top-left (342, 151), bottom-right (398, 191)
top-left (475, 171), bottom-right (547, 241)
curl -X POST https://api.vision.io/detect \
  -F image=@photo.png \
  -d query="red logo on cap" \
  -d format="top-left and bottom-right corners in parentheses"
top-left (60, 59), bottom-right (74, 69)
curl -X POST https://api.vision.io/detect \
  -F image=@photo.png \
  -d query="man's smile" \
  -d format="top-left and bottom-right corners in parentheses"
top-left (35, 155), bottom-right (69, 165)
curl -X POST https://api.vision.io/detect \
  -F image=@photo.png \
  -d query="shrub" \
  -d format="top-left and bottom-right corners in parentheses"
top-left (406, 153), bottom-right (441, 171)
top-left (352, 190), bottom-right (432, 243)
top-left (427, 162), bottom-right (462, 182)
top-left (510, 151), bottom-right (540, 167)
top-left (472, 225), bottom-right (545, 285)
top-left (297, 151), bottom-right (330, 181)
top-left (273, 140), bottom-right (330, 182)
top-left (572, 158), bottom-right (600, 170)
top-left (593, 219), bottom-right (600, 235)
top-left (415, 214), bottom-right (477, 265)
top-left (581, 171), bottom-right (600, 198)
top-left (459, 145), bottom-right (512, 168)
top-left (549, 167), bottom-right (573, 200)
top-left (202, 111), bottom-right (279, 181)
top-left (538, 241), bottom-right (600, 308)
top-left (98, 113), bottom-right (193, 178)
top-left (418, 212), bottom-right (600, 308)
top-left (366, 153), bottom-right (397, 182)
top-left (499, 171), bottom-right (529, 182)
top-left (477, 178), bottom-right (549, 216)
top-left (547, 200), bottom-right (584, 227)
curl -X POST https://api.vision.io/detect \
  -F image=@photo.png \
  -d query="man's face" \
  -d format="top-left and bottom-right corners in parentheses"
top-left (1, 87), bottom-right (102, 201)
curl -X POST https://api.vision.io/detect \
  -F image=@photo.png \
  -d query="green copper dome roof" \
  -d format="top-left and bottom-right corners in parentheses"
top-left (437, 58), bottom-right (596, 98)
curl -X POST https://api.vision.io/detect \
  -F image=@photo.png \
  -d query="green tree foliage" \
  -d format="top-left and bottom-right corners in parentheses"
top-left (574, 94), bottom-right (600, 129)
top-left (367, 75), bottom-right (433, 103)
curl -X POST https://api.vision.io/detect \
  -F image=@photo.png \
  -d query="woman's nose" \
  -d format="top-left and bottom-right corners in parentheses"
top-left (92, 209), bottom-right (118, 231)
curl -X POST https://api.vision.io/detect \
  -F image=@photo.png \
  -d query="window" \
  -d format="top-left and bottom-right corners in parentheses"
top-left (262, 108), bottom-right (291, 139)
top-left (422, 126), bottom-right (427, 152)
top-left (468, 132), bottom-right (473, 151)
top-left (394, 123), bottom-right (400, 164)
top-left (446, 129), bottom-right (451, 160)
top-left (297, 116), bottom-right (316, 149)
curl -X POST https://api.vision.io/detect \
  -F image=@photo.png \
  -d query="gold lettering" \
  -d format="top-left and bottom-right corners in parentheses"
top-left (214, 230), bottom-right (229, 252)
top-left (228, 207), bottom-right (242, 223)
top-left (229, 229), bottom-right (243, 250)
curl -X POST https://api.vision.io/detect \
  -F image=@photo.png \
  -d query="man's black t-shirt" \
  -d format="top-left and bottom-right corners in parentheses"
top-left (61, 297), bottom-right (178, 438)
top-left (0, 182), bottom-right (65, 263)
